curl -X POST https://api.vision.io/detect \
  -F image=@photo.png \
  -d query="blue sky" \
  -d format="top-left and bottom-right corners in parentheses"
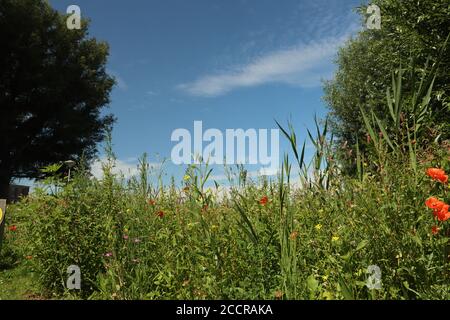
top-left (43, 0), bottom-right (364, 185)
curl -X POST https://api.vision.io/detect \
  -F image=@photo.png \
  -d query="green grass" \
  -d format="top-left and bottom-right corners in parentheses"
top-left (0, 261), bottom-right (40, 300)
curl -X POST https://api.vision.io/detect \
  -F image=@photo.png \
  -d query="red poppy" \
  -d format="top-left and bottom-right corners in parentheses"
top-left (259, 196), bottom-right (268, 206)
top-left (425, 197), bottom-right (444, 211)
top-left (426, 168), bottom-right (448, 184)
top-left (431, 226), bottom-right (440, 235)
top-left (156, 210), bottom-right (164, 218)
top-left (8, 225), bottom-right (17, 232)
top-left (425, 197), bottom-right (450, 221)
top-left (435, 204), bottom-right (450, 222)
top-left (148, 199), bottom-right (156, 206)
top-left (25, 255), bottom-right (33, 260)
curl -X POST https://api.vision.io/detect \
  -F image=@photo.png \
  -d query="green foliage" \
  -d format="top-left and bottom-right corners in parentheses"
top-left (0, 0), bottom-right (115, 198)
top-left (323, 0), bottom-right (450, 174)
top-left (3, 115), bottom-right (449, 299)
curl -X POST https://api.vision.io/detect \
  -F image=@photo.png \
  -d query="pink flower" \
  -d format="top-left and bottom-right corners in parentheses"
top-left (123, 235), bottom-right (129, 240)
top-left (104, 252), bottom-right (113, 257)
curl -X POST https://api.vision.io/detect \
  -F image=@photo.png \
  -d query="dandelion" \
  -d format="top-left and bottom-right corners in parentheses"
top-left (259, 196), bottom-right (268, 206)
top-left (426, 168), bottom-right (448, 184)
top-left (315, 224), bottom-right (322, 231)
top-left (8, 225), bottom-right (17, 232)
top-left (183, 175), bottom-right (191, 182)
top-left (331, 235), bottom-right (340, 242)
top-left (431, 226), bottom-right (440, 235)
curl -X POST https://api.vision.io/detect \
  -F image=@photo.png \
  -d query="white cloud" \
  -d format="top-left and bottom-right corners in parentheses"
top-left (90, 157), bottom-right (161, 180)
top-left (108, 69), bottom-right (128, 91)
top-left (177, 34), bottom-right (350, 97)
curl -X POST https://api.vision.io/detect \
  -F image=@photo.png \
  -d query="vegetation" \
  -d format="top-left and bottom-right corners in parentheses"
top-left (1, 63), bottom-right (449, 299)
top-left (0, 0), bottom-right (115, 199)
top-left (323, 0), bottom-right (450, 173)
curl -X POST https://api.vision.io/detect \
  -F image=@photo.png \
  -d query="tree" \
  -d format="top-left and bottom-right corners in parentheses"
top-left (0, 0), bottom-right (115, 198)
top-left (323, 0), bottom-right (450, 174)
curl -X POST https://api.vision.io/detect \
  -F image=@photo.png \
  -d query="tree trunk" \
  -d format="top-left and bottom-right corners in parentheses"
top-left (0, 170), bottom-right (11, 201)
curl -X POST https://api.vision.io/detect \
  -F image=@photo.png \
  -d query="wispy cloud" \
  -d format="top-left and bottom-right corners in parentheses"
top-left (146, 90), bottom-right (158, 96)
top-left (90, 157), bottom-right (161, 180)
top-left (108, 69), bottom-right (128, 91)
top-left (177, 34), bottom-right (351, 97)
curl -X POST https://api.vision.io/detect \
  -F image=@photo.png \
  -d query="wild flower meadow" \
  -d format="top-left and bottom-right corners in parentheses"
top-left (1, 63), bottom-right (449, 300)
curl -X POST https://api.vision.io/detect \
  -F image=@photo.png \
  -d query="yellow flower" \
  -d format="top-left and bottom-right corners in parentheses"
top-left (315, 224), bottom-right (322, 231)
top-left (322, 275), bottom-right (329, 281)
top-left (331, 235), bottom-right (340, 242)
top-left (126, 208), bottom-right (131, 214)
top-left (183, 175), bottom-right (191, 181)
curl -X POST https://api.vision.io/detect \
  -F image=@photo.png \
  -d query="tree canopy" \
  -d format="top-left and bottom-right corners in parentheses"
top-left (0, 0), bottom-right (115, 198)
top-left (323, 0), bottom-right (450, 173)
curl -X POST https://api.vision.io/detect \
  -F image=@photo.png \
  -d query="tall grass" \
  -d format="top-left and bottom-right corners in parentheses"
top-left (2, 59), bottom-right (449, 300)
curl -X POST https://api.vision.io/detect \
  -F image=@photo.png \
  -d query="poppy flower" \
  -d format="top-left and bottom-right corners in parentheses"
top-left (426, 168), bottom-right (448, 183)
top-left (259, 196), bottom-right (268, 206)
top-left (435, 204), bottom-right (450, 222)
top-left (156, 210), bottom-right (164, 218)
top-left (148, 199), bottom-right (156, 206)
top-left (431, 226), bottom-right (440, 235)
top-left (425, 197), bottom-right (445, 211)
top-left (8, 225), bottom-right (17, 232)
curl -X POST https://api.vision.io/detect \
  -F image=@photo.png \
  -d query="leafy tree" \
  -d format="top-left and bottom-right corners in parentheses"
top-left (323, 0), bottom-right (450, 173)
top-left (0, 0), bottom-right (115, 198)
